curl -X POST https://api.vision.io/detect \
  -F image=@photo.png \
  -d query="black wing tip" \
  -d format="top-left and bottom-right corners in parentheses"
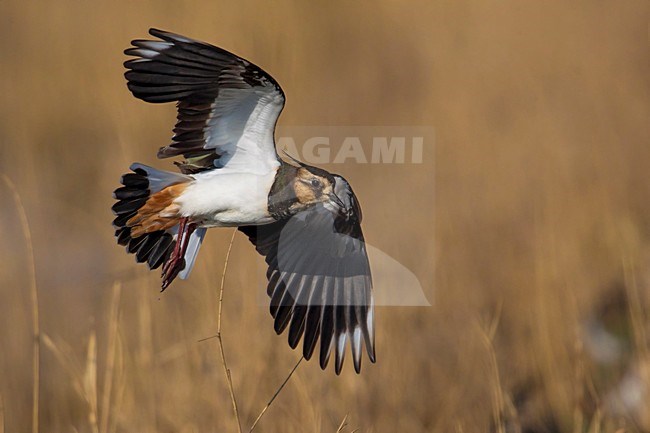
top-left (303, 342), bottom-right (316, 361)
top-left (148, 28), bottom-right (179, 41)
top-left (319, 349), bottom-right (331, 371)
top-left (123, 29), bottom-right (177, 63)
top-left (149, 27), bottom-right (166, 37)
top-left (146, 28), bottom-right (212, 49)
top-left (124, 28), bottom-right (174, 46)
top-left (368, 344), bottom-right (376, 363)
top-left (124, 47), bottom-right (145, 57)
top-left (288, 327), bottom-right (303, 349)
top-left (334, 355), bottom-right (345, 375)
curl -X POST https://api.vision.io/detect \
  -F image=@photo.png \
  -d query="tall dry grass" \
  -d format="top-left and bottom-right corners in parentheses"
top-left (0, 0), bottom-right (649, 432)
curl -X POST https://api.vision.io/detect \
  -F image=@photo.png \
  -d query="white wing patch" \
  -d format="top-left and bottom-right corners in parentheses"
top-left (205, 89), bottom-right (283, 172)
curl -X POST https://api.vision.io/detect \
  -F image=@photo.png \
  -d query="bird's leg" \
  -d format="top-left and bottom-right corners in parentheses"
top-left (161, 217), bottom-right (196, 291)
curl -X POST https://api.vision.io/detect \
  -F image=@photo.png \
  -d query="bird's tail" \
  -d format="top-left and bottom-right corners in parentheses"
top-left (112, 164), bottom-right (205, 283)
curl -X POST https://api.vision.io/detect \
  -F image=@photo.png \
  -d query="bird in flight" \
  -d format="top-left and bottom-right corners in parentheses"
top-left (112, 29), bottom-right (375, 374)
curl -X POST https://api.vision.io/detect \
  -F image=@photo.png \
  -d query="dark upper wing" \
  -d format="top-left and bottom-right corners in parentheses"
top-left (124, 28), bottom-right (285, 173)
top-left (239, 179), bottom-right (375, 374)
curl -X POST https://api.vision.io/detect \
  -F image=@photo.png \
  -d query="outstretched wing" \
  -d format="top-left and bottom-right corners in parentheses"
top-left (239, 179), bottom-right (375, 374)
top-left (124, 28), bottom-right (285, 173)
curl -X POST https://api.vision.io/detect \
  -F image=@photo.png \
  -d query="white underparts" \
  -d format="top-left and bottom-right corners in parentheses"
top-left (175, 164), bottom-right (279, 227)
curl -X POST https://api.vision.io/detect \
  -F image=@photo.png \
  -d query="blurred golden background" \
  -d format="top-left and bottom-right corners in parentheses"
top-left (1, 1), bottom-right (649, 432)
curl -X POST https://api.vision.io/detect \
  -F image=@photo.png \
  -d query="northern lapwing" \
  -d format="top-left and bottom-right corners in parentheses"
top-left (112, 29), bottom-right (375, 374)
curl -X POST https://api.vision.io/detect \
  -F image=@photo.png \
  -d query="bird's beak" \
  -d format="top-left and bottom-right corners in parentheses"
top-left (328, 192), bottom-right (346, 210)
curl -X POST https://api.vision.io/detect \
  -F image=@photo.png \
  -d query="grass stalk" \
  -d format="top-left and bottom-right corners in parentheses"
top-left (335, 414), bottom-right (349, 433)
top-left (475, 303), bottom-right (505, 433)
top-left (84, 332), bottom-right (99, 433)
top-left (216, 229), bottom-right (243, 433)
top-left (248, 356), bottom-right (303, 432)
top-left (1, 174), bottom-right (39, 433)
top-left (100, 282), bottom-right (121, 433)
top-left (0, 392), bottom-right (4, 433)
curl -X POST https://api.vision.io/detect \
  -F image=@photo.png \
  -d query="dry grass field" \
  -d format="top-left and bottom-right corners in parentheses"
top-left (1, 1), bottom-right (649, 432)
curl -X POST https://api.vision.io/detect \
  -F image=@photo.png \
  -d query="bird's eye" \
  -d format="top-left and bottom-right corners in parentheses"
top-left (310, 178), bottom-right (321, 188)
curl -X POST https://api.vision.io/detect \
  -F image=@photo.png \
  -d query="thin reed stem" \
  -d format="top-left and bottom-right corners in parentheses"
top-left (216, 229), bottom-right (242, 433)
top-left (0, 392), bottom-right (4, 433)
top-left (1, 174), bottom-right (39, 433)
top-left (475, 305), bottom-right (505, 433)
top-left (100, 282), bottom-right (121, 433)
top-left (249, 356), bottom-right (303, 432)
top-left (335, 414), bottom-right (349, 433)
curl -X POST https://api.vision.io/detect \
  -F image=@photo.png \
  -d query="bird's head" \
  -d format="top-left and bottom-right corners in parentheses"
top-left (293, 167), bottom-right (345, 210)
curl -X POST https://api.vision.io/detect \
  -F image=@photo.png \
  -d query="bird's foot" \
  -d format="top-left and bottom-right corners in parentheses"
top-left (161, 217), bottom-right (196, 291)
